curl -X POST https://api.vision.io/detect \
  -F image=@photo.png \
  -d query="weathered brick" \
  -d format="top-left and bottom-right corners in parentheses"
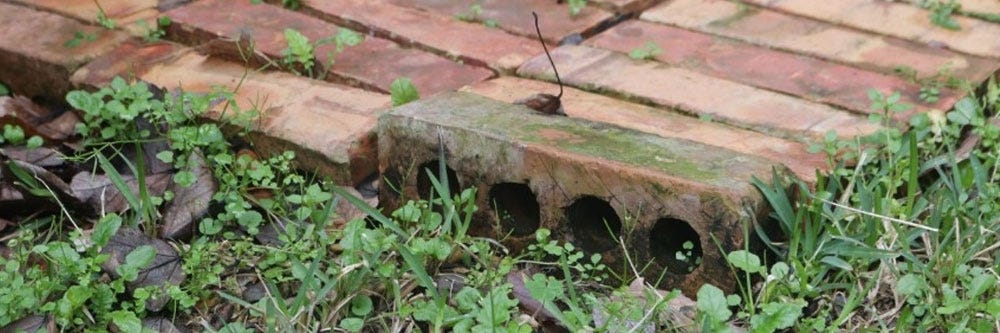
top-left (955, 0), bottom-right (1000, 15)
top-left (70, 40), bottom-right (188, 89)
top-left (0, 2), bottom-right (130, 100)
top-left (301, 0), bottom-right (539, 73)
top-left (587, 19), bottom-right (961, 117)
top-left (384, 0), bottom-right (615, 44)
top-left (518, 45), bottom-right (880, 140)
top-left (9, 0), bottom-right (162, 36)
top-left (462, 77), bottom-right (826, 182)
top-left (590, 0), bottom-right (662, 13)
top-left (71, 43), bottom-right (390, 185)
top-left (641, 0), bottom-right (999, 81)
top-left (742, 0), bottom-right (1000, 59)
top-left (165, 0), bottom-right (493, 95)
top-left (381, 91), bottom-right (789, 295)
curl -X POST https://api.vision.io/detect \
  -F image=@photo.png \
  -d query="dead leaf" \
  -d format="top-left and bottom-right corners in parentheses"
top-left (1, 146), bottom-right (66, 167)
top-left (0, 314), bottom-right (55, 333)
top-left (160, 151), bottom-right (216, 240)
top-left (70, 171), bottom-right (171, 214)
top-left (100, 227), bottom-right (185, 311)
top-left (142, 317), bottom-right (186, 333)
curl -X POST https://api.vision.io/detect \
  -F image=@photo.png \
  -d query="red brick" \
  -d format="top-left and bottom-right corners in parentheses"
top-left (743, 0), bottom-right (1000, 59)
top-left (165, 0), bottom-right (493, 95)
top-left (590, 0), bottom-right (661, 13)
top-left (9, 0), bottom-right (162, 37)
top-left (587, 19), bottom-right (961, 119)
top-left (462, 77), bottom-right (826, 182)
top-left (302, 0), bottom-right (539, 73)
top-left (0, 2), bottom-right (130, 100)
top-left (384, 0), bottom-right (614, 44)
top-left (641, 0), bottom-right (999, 82)
top-left (518, 45), bottom-right (881, 141)
top-left (71, 43), bottom-right (390, 184)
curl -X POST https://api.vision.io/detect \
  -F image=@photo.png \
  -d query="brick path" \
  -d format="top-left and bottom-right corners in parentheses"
top-left (3, 0), bottom-right (997, 185)
top-left (2, 0), bottom-right (999, 295)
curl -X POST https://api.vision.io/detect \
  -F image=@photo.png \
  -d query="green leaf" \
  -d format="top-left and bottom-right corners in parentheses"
top-left (696, 284), bottom-right (731, 322)
top-left (92, 214), bottom-right (123, 248)
top-left (966, 273), bottom-right (995, 298)
top-left (118, 245), bottom-right (156, 281)
top-left (340, 317), bottom-right (364, 332)
top-left (351, 295), bottom-right (374, 316)
top-left (334, 28), bottom-right (364, 51)
top-left (390, 77), bottom-right (420, 106)
top-left (749, 300), bottom-right (805, 333)
top-left (727, 250), bottom-right (762, 274)
top-left (156, 151), bottom-right (174, 164)
top-left (26, 136), bottom-right (43, 148)
top-left (820, 256), bottom-right (853, 271)
top-left (110, 310), bottom-right (142, 333)
top-left (0, 83), bottom-right (9, 96)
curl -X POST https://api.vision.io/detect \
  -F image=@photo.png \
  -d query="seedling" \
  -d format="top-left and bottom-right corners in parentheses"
top-left (926, 0), bottom-right (961, 30)
top-left (629, 41), bottom-right (662, 60)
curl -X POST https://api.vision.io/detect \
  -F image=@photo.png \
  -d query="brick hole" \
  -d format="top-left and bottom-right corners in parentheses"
top-left (416, 160), bottom-right (461, 201)
top-left (488, 183), bottom-right (540, 237)
top-left (650, 218), bottom-right (702, 275)
top-left (566, 196), bottom-right (622, 253)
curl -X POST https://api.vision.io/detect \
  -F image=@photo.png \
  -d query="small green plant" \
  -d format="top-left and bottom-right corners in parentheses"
top-left (141, 16), bottom-right (172, 42)
top-left (0, 82), bottom-right (9, 96)
top-left (282, 0), bottom-right (302, 10)
top-left (926, 0), bottom-right (961, 30)
top-left (568, 0), bottom-right (587, 16)
top-left (389, 77), bottom-right (420, 106)
top-left (64, 31), bottom-right (98, 48)
top-left (454, 3), bottom-right (498, 28)
top-left (628, 41), bottom-right (662, 60)
top-left (93, 0), bottom-right (116, 29)
top-left (281, 28), bottom-right (363, 79)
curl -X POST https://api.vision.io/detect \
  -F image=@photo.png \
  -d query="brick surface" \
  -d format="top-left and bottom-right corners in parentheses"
top-left (9, 0), bottom-right (162, 36)
top-left (71, 43), bottom-right (391, 185)
top-left (462, 77), bottom-right (825, 182)
top-left (590, 0), bottom-right (662, 13)
top-left (587, 19), bottom-right (961, 117)
top-left (0, 2), bottom-right (130, 100)
top-left (742, 0), bottom-right (1000, 59)
top-left (165, 0), bottom-right (493, 95)
top-left (302, 0), bottom-right (540, 73)
top-left (955, 0), bottom-right (1000, 15)
top-left (641, 0), bottom-right (999, 81)
top-left (384, 0), bottom-right (615, 44)
top-left (381, 92), bottom-right (788, 295)
top-left (518, 45), bottom-right (881, 140)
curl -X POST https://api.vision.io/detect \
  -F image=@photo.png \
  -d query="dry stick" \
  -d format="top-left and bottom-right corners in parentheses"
top-left (532, 11), bottom-right (563, 99)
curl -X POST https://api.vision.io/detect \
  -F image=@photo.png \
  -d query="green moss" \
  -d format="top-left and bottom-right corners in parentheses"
top-left (708, 2), bottom-right (758, 28)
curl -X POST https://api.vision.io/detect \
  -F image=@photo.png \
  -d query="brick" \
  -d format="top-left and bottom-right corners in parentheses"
top-left (518, 45), bottom-right (880, 140)
top-left (384, 0), bottom-right (615, 44)
top-left (954, 0), bottom-right (1000, 15)
top-left (590, 0), bottom-right (662, 13)
top-left (0, 2), bottom-right (130, 100)
top-left (9, 0), bottom-right (162, 36)
top-left (165, 0), bottom-right (493, 95)
top-left (71, 43), bottom-right (391, 185)
top-left (380, 91), bottom-right (790, 295)
top-left (301, 0), bottom-right (539, 73)
top-left (743, 0), bottom-right (1000, 59)
top-left (641, 0), bottom-right (1000, 81)
top-left (587, 19), bottom-right (962, 117)
top-left (462, 77), bottom-right (826, 182)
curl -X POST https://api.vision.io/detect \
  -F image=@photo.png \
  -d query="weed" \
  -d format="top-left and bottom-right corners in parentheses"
top-left (280, 28), bottom-right (363, 79)
top-left (390, 77), bottom-right (420, 106)
top-left (141, 16), bottom-right (172, 43)
top-left (628, 41), bottom-right (662, 60)
top-left (567, 0), bottom-right (588, 16)
top-left (64, 31), bottom-right (97, 48)
top-left (0, 83), bottom-right (9, 96)
top-left (92, 0), bottom-right (116, 29)
top-left (925, 0), bottom-right (962, 30)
